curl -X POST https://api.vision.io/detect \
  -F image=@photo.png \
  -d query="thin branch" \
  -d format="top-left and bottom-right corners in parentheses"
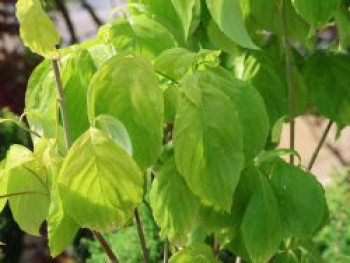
top-left (280, 0), bottom-right (296, 165)
top-left (54, 0), bottom-right (78, 43)
top-left (52, 59), bottom-right (72, 150)
top-left (52, 59), bottom-right (119, 263)
top-left (93, 231), bottom-right (119, 263)
top-left (163, 239), bottom-right (169, 263)
top-left (308, 120), bottom-right (333, 171)
top-left (134, 208), bottom-right (150, 263)
top-left (325, 142), bottom-right (350, 166)
top-left (81, 0), bottom-right (103, 27)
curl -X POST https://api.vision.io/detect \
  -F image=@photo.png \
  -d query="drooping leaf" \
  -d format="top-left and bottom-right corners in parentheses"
top-left (40, 144), bottom-right (79, 257)
top-left (303, 52), bottom-right (350, 127)
top-left (48, 185), bottom-right (79, 257)
top-left (241, 174), bottom-right (283, 263)
top-left (270, 160), bottom-right (328, 238)
top-left (106, 16), bottom-right (176, 59)
top-left (58, 128), bottom-right (143, 231)
top-left (16, 0), bottom-right (60, 58)
top-left (169, 243), bottom-right (218, 263)
top-left (6, 145), bottom-right (50, 236)
top-left (171, 0), bottom-right (196, 41)
top-left (174, 70), bottom-right (244, 211)
top-left (205, 0), bottom-right (258, 49)
top-left (150, 157), bottom-right (200, 242)
top-left (89, 55), bottom-right (163, 170)
top-left (292, 0), bottom-right (341, 28)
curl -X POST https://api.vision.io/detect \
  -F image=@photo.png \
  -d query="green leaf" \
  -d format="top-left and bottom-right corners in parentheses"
top-left (89, 55), bottom-right (164, 170)
top-left (169, 243), bottom-right (218, 263)
top-left (241, 0), bottom-right (309, 44)
top-left (25, 49), bottom-right (97, 143)
top-left (58, 128), bottom-right (143, 231)
top-left (150, 157), bottom-right (200, 242)
top-left (198, 166), bottom-right (259, 248)
top-left (106, 16), bottom-right (176, 59)
top-left (242, 53), bottom-right (288, 126)
top-left (274, 251), bottom-right (299, 263)
top-left (334, 4), bottom-right (350, 50)
top-left (292, 0), bottom-right (341, 28)
top-left (127, 0), bottom-right (184, 43)
top-left (61, 49), bottom-right (97, 141)
top-left (210, 67), bottom-right (270, 162)
top-left (25, 60), bottom-right (56, 138)
top-left (241, 174), bottom-right (283, 263)
top-left (207, 20), bottom-right (240, 55)
top-left (241, 0), bottom-right (280, 33)
top-left (303, 52), bottom-right (350, 127)
top-left (163, 84), bottom-right (181, 123)
top-left (0, 161), bottom-right (8, 213)
top-left (6, 145), bottom-right (50, 236)
top-left (16, 0), bottom-right (60, 58)
top-left (171, 0), bottom-right (196, 41)
top-left (270, 160), bottom-right (328, 238)
top-left (95, 115), bottom-right (133, 156)
top-left (174, 70), bottom-right (244, 211)
top-left (48, 185), bottom-right (79, 257)
top-left (205, 0), bottom-right (258, 49)
top-left (154, 48), bottom-right (197, 81)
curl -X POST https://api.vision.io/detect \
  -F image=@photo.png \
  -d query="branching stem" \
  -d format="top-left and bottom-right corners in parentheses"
top-left (52, 59), bottom-right (119, 263)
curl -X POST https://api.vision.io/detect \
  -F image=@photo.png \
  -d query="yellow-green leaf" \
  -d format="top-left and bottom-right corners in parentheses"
top-left (16, 0), bottom-right (60, 58)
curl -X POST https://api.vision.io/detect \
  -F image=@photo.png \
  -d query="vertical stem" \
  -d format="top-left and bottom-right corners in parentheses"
top-left (134, 209), bottom-right (150, 263)
top-left (280, 0), bottom-right (296, 165)
top-left (52, 59), bottom-right (72, 150)
top-left (52, 59), bottom-right (119, 263)
top-left (163, 239), bottom-right (169, 263)
top-left (307, 120), bottom-right (333, 171)
top-left (93, 231), bottom-right (119, 263)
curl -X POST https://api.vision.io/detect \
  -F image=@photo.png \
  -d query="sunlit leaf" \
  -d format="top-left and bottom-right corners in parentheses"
top-left (150, 157), bottom-right (200, 242)
top-left (16, 0), bottom-right (60, 58)
top-left (89, 55), bottom-right (163, 170)
top-left (205, 0), bottom-right (258, 49)
top-left (58, 128), bottom-right (143, 231)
